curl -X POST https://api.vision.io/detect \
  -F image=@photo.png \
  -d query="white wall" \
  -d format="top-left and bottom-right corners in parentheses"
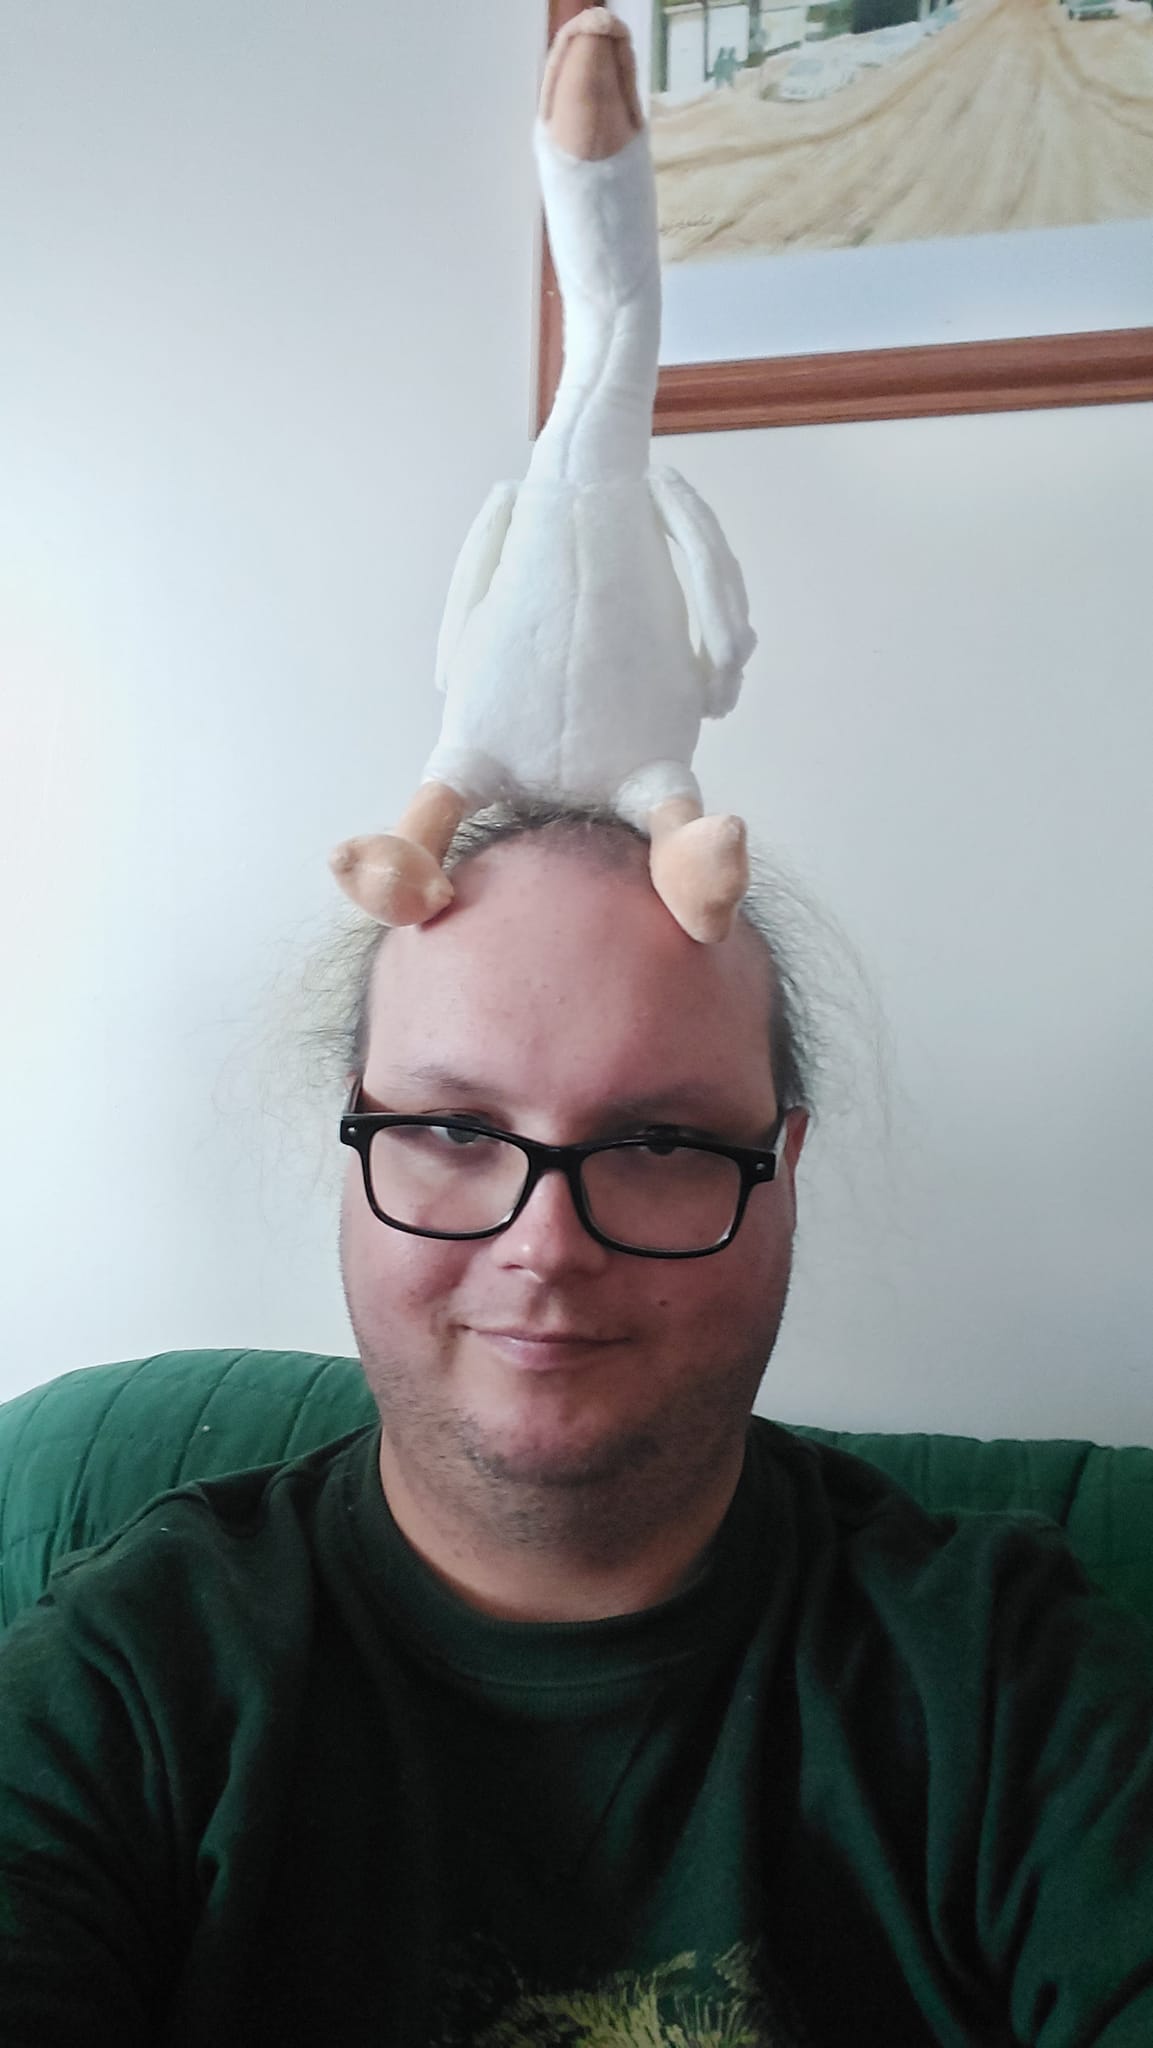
top-left (2, 2), bottom-right (1150, 1444)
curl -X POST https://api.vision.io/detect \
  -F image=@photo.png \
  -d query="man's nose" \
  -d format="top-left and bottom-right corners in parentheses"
top-left (494, 1164), bottom-right (610, 1278)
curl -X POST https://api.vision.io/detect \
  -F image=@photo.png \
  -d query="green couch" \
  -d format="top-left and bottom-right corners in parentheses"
top-left (1, 1348), bottom-right (1150, 1633)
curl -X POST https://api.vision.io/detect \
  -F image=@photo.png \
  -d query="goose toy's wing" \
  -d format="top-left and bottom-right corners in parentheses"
top-left (434, 481), bottom-right (520, 693)
top-left (649, 465), bottom-right (757, 718)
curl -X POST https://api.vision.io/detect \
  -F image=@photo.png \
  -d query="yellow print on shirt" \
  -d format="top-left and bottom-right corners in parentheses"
top-left (435, 1940), bottom-right (812, 2047)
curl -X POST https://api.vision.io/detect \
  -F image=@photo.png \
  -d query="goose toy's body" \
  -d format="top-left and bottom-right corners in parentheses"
top-left (331, 9), bottom-right (756, 942)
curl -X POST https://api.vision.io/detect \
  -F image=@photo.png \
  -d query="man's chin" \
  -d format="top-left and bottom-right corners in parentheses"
top-left (456, 1412), bottom-right (660, 1492)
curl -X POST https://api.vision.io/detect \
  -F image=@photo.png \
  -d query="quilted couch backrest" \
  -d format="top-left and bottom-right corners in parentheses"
top-left (0, 1350), bottom-right (374, 1630)
top-left (1, 1349), bottom-right (1150, 1632)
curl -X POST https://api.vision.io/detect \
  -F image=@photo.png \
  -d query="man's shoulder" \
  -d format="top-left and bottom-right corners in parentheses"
top-left (11, 1424), bottom-right (378, 1665)
top-left (750, 1413), bottom-right (953, 1546)
top-left (752, 1410), bottom-right (1075, 1557)
top-left (752, 1415), bottom-right (1082, 1618)
top-left (749, 1415), bottom-right (1153, 1680)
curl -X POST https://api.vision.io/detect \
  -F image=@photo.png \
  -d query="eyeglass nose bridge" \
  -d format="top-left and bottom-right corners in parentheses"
top-left (499, 1135), bottom-right (602, 1243)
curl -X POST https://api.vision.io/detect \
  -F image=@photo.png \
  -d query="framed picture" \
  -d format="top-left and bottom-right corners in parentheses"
top-left (539, 0), bottom-right (1153, 431)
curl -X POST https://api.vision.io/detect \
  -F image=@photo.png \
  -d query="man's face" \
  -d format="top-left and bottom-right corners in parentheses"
top-left (341, 839), bottom-right (806, 1507)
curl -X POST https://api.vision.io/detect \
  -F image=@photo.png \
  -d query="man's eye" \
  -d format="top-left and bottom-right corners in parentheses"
top-left (438, 1123), bottom-right (492, 1149)
top-left (629, 1128), bottom-right (695, 1157)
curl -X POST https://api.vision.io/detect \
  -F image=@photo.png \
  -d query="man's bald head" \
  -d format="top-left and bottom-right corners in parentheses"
top-left (346, 800), bottom-right (815, 1115)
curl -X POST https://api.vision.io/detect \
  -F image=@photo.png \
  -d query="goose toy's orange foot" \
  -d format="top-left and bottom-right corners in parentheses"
top-left (330, 780), bottom-right (467, 925)
top-left (329, 834), bottom-right (455, 927)
top-left (648, 805), bottom-right (750, 945)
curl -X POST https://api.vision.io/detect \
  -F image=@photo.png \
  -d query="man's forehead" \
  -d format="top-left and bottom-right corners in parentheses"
top-left (362, 837), bottom-right (775, 1074)
top-left (376, 837), bottom-right (768, 985)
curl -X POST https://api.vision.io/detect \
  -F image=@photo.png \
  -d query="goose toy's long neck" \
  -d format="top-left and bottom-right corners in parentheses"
top-left (528, 121), bottom-right (661, 489)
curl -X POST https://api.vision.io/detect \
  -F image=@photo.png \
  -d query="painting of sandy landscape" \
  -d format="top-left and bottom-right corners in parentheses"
top-left (643, 0), bottom-right (1153, 261)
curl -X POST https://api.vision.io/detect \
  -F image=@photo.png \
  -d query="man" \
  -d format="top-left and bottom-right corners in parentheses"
top-left (1, 805), bottom-right (1152, 2046)
top-left (340, 804), bottom-right (808, 1627)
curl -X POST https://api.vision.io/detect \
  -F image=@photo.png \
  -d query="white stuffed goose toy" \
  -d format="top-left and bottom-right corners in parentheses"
top-left (331, 7), bottom-right (756, 943)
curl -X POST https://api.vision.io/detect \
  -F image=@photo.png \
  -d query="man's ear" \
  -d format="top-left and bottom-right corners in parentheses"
top-left (782, 1108), bottom-right (809, 1179)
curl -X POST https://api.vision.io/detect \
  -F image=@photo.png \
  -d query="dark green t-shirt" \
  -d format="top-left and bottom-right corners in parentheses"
top-left (1, 1418), bottom-right (1151, 2046)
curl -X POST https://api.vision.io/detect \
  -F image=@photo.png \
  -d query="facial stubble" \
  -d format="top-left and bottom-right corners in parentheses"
top-left (342, 1219), bottom-right (797, 1565)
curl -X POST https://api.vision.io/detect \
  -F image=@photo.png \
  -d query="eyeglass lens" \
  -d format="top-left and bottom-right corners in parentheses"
top-left (367, 1124), bottom-right (744, 1253)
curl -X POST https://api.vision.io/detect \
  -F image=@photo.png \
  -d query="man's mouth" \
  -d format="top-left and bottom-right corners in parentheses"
top-left (468, 1327), bottom-right (622, 1372)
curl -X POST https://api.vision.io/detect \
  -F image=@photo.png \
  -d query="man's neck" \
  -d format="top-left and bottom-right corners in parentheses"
top-left (376, 1434), bottom-right (744, 1623)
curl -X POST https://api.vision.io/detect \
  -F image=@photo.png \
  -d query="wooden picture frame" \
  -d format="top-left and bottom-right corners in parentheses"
top-left (539, 0), bottom-right (1153, 435)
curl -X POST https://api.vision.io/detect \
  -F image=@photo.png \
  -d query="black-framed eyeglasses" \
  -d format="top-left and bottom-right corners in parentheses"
top-left (340, 1081), bottom-right (788, 1260)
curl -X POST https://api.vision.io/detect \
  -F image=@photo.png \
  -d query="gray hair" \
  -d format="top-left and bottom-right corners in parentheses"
top-left (332, 798), bottom-right (821, 1113)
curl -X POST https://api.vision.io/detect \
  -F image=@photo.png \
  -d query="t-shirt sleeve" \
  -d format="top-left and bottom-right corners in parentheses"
top-left (0, 1589), bottom-right (181, 2045)
top-left (971, 1526), bottom-right (1153, 2046)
